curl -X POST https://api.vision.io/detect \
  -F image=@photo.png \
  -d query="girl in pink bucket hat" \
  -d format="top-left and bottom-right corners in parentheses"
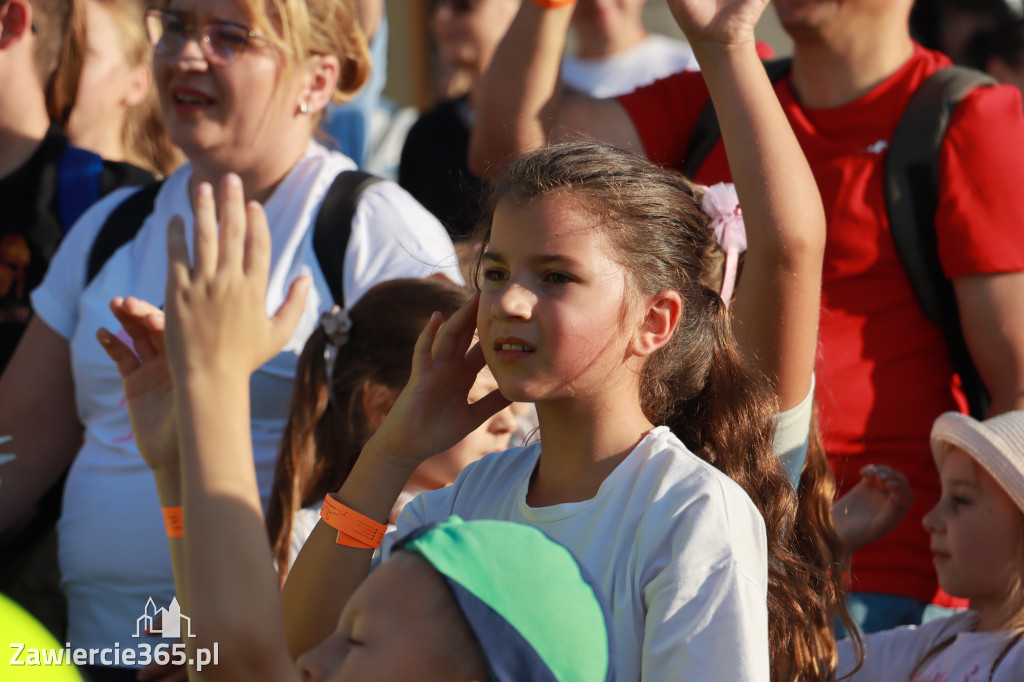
top-left (837, 410), bottom-right (1024, 679)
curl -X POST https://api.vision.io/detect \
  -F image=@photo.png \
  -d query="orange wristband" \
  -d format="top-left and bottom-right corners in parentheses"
top-left (162, 507), bottom-right (184, 538)
top-left (530, 0), bottom-right (576, 7)
top-left (319, 495), bottom-right (387, 549)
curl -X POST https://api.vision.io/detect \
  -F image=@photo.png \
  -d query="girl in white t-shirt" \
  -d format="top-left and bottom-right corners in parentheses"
top-left (837, 410), bottom-right (1024, 680)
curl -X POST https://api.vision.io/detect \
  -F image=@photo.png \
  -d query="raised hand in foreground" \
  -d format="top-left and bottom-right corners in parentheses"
top-left (163, 174), bottom-right (309, 384)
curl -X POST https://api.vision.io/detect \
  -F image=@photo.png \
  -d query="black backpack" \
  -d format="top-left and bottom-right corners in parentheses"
top-left (85, 170), bottom-right (385, 305)
top-left (680, 60), bottom-right (996, 419)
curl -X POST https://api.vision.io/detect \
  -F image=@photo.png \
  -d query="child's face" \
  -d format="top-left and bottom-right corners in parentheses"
top-left (66, 0), bottom-right (148, 152)
top-left (297, 553), bottom-right (485, 681)
top-left (922, 447), bottom-right (1024, 610)
top-left (478, 194), bottom-right (641, 405)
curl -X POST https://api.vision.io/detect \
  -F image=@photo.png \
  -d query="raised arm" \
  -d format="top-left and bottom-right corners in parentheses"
top-left (352, 0), bottom-right (384, 43)
top-left (0, 320), bottom-right (83, 534)
top-left (469, 2), bottom-right (642, 179)
top-left (160, 177), bottom-right (310, 682)
top-left (671, 0), bottom-right (825, 409)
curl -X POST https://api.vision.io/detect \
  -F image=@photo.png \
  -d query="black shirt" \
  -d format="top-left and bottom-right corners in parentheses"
top-left (0, 128), bottom-right (152, 370)
top-left (398, 96), bottom-right (486, 242)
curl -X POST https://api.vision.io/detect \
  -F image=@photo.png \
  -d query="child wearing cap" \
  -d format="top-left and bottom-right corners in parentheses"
top-left (296, 516), bottom-right (614, 682)
top-left (837, 410), bottom-right (1024, 680)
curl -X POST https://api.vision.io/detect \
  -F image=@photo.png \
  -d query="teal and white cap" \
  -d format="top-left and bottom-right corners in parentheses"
top-left (395, 516), bottom-right (614, 682)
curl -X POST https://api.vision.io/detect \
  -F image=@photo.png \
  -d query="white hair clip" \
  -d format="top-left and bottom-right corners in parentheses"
top-left (320, 305), bottom-right (353, 403)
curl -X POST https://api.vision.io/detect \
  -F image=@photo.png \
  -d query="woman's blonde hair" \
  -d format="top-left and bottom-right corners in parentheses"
top-left (234, 0), bottom-right (371, 109)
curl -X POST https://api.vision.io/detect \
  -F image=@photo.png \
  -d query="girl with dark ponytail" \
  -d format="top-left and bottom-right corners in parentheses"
top-left (265, 277), bottom-right (518, 585)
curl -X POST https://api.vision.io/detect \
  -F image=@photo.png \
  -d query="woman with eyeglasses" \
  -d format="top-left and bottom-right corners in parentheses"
top-left (0, 2), bottom-right (460, 680)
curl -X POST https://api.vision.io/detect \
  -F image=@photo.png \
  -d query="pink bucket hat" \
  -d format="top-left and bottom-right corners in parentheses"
top-left (930, 410), bottom-right (1024, 514)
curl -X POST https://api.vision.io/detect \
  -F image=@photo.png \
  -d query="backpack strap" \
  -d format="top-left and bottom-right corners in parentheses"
top-left (313, 170), bottom-right (385, 306)
top-left (85, 171), bottom-right (383, 303)
top-left (57, 145), bottom-right (104, 233)
top-left (86, 181), bottom-right (164, 285)
top-left (680, 58), bottom-right (792, 178)
top-left (884, 66), bottom-right (997, 419)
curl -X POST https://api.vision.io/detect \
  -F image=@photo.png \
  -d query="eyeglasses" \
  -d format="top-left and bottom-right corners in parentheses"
top-left (144, 8), bottom-right (274, 65)
top-left (427, 0), bottom-right (480, 15)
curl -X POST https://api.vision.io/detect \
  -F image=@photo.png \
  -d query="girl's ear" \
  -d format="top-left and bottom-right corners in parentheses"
top-left (632, 290), bottom-right (683, 358)
top-left (299, 54), bottom-right (341, 115)
top-left (360, 381), bottom-right (399, 432)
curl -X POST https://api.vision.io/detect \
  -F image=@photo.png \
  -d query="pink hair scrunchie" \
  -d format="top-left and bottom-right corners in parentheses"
top-left (699, 182), bottom-right (746, 308)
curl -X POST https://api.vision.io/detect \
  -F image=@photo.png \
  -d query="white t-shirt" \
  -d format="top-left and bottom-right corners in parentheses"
top-left (289, 507), bottom-right (322, 571)
top-left (380, 425), bottom-right (769, 681)
top-left (561, 34), bottom-right (698, 99)
top-left (837, 610), bottom-right (1024, 681)
top-left (31, 141), bottom-right (461, 655)
top-left (773, 375), bottom-right (815, 491)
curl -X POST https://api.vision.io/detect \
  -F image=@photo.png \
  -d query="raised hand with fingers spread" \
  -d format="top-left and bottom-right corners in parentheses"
top-left (97, 297), bottom-right (177, 476)
top-left (164, 174), bottom-right (310, 385)
top-left (666, 0), bottom-right (769, 48)
top-left (833, 465), bottom-right (914, 552)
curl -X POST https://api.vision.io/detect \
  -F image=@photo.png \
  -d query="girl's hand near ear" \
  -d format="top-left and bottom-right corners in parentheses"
top-left (667, 0), bottom-right (769, 49)
top-left (365, 292), bottom-right (512, 468)
top-left (97, 297), bottom-right (178, 476)
top-left (833, 465), bottom-right (914, 552)
top-left (163, 174), bottom-right (310, 384)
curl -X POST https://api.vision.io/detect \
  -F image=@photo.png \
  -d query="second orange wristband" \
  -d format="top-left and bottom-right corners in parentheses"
top-left (162, 507), bottom-right (184, 539)
top-left (319, 494), bottom-right (387, 549)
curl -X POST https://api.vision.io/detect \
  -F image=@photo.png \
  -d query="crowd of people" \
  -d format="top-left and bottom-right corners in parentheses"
top-left (2, 0), bottom-right (1024, 680)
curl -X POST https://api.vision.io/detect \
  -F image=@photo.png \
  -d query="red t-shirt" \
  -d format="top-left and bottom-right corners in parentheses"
top-left (620, 45), bottom-right (1024, 602)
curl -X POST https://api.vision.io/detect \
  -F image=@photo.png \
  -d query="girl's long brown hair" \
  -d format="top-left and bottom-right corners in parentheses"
top-left (266, 278), bottom-right (467, 584)
top-left (476, 141), bottom-right (853, 681)
top-left (795, 410), bottom-right (863, 680)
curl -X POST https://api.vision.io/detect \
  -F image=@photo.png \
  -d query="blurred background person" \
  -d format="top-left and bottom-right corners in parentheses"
top-left (51, 0), bottom-right (182, 177)
top-left (561, 0), bottom-right (696, 98)
top-left (965, 20), bottom-right (1024, 103)
top-left (911, 0), bottom-right (1015, 65)
top-left (399, 0), bottom-right (520, 272)
top-left (0, 0), bottom-right (156, 642)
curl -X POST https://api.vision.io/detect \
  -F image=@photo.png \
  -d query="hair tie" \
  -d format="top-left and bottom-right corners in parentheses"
top-left (699, 182), bottom-right (746, 308)
top-left (320, 305), bottom-right (352, 402)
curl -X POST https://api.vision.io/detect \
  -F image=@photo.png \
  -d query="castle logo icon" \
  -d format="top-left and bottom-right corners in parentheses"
top-left (133, 597), bottom-right (196, 639)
